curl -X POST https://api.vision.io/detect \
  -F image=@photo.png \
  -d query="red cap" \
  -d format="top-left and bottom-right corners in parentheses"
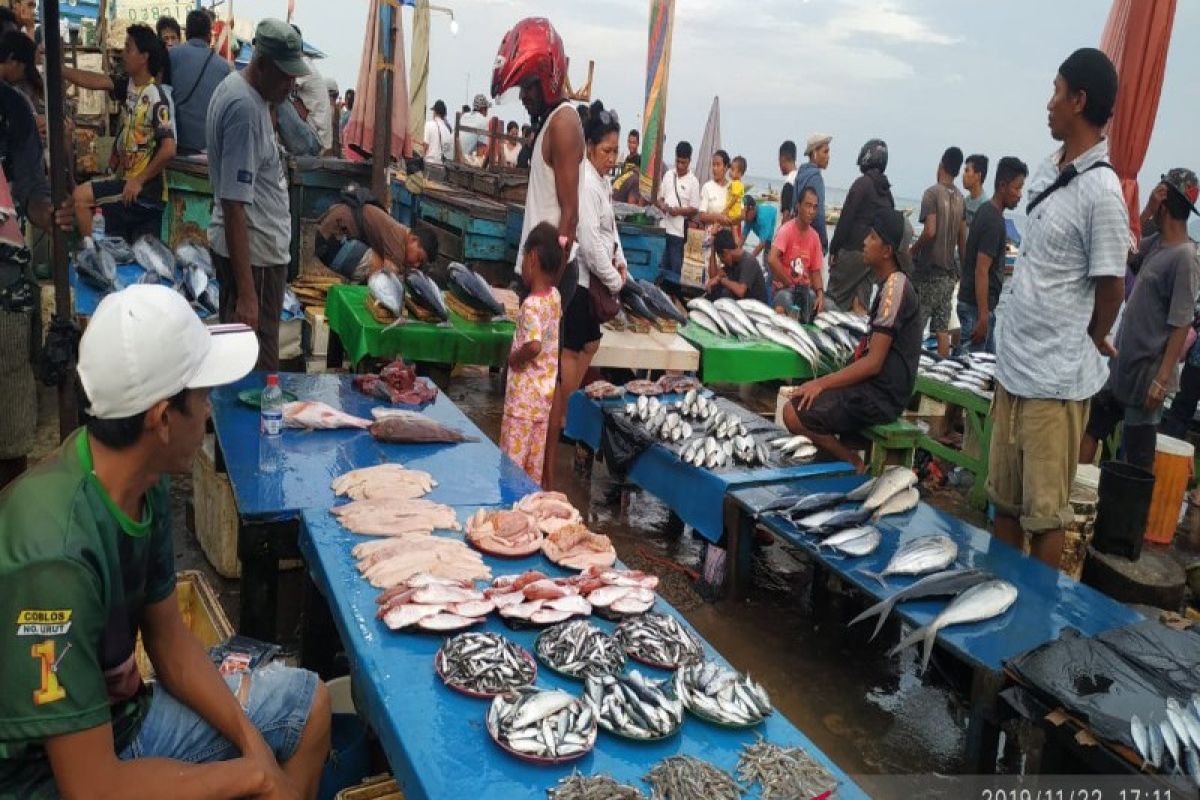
top-left (266, 374), bottom-right (279, 386)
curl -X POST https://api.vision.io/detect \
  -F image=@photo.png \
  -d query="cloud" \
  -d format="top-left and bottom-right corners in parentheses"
top-left (824, 3), bottom-right (959, 46)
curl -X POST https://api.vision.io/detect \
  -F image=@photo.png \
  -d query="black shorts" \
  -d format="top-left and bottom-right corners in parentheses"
top-left (92, 178), bottom-right (165, 242)
top-left (561, 283), bottom-right (601, 352)
top-left (794, 385), bottom-right (894, 436)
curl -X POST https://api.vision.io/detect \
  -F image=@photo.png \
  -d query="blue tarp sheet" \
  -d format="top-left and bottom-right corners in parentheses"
top-left (564, 391), bottom-right (853, 542)
top-left (732, 475), bottom-right (1143, 673)
top-left (300, 505), bottom-right (868, 800)
top-left (211, 372), bottom-right (536, 521)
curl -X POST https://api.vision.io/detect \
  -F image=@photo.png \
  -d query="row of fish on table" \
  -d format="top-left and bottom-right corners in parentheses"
top-left (1130, 696), bottom-right (1200, 783)
top-left (75, 234), bottom-right (225, 313)
top-left (368, 261), bottom-right (506, 325)
top-left (919, 351), bottom-right (997, 400)
top-left (764, 467), bottom-right (1020, 673)
top-left (686, 298), bottom-right (866, 370)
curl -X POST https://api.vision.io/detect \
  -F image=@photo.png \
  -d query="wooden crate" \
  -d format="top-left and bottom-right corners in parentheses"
top-left (135, 570), bottom-right (233, 679)
top-left (192, 434), bottom-right (241, 578)
top-left (335, 775), bottom-right (404, 800)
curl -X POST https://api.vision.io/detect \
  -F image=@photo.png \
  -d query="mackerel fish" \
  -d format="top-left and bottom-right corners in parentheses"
top-left (617, 613), bottom-right (704, 669)
top-left (643, 756), bottom-right (741, 800)
top-left (436, 631), bottom-right (535, 695)
top-left (584, 670), bottom-right (684, 740)
top-left (487, 687), bottom-right (596, 760)
top-left (547, 771), bottom-right (646, 800)
top-left (536, 619), bottom-right (625, 679)
top-left (737, 736), bottom-right (838, 800)
top-left (675, 661), bottom-right (772, 726)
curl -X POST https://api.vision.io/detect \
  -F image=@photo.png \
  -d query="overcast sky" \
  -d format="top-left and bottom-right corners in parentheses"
top-left (241, 0), bottom-right (1197, 204)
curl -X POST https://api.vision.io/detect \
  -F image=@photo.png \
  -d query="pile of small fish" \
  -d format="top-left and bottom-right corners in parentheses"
top-left (374, 573), bottom-right (494, 631)
top-left (679, 433), bottom-right (770, 470)
top-left (1130, 696), bottom-right (1200, 782)
top-left (490, 571), bottom-right (594, 626)
top-left (861, 535), bottom-right (959, 588)
top-left (675, 389), bottom-right (716, 422)
top-left (675, 662), bottom-right (772, 727)
top-left (685, 297), bottom-right (863, 372)
top-left (405, 269), bottom-right (450, 323)
top-left (887, 579), bottom-right (1018, 673)
top-left (547, 772), bottom-right (646, 800)
top-left (849, 568), bottom-right (992, 640)
top-left (370, 409), bottom-right (477, 444)
top-left (584, 671), bottom-right (684, 740)
top-left (617, 613), bottom-right (705, 669)
top-left (536, 619), bottom-right (625, 678)
top-left (919, 352), bottom-right (996, 400)
top-left (769, 434), bottom-right (819, 464)
top-left (447, 262), bottom-right (504, 317)
top-left (736, 737), bottom-right (838, 800)
top-left (435, 631), bottom-right (536, 696)
top-left (643, 756), bottom-right (741, 800)
top-left (466, 508), bottom-right (543, 557)
top-left (542, 523), bottom-right (618, 571)
top-left (487, 688), bottom-right (597, 761)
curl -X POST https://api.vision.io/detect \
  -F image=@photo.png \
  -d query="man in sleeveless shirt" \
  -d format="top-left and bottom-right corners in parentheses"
top-left (493, 16), bottom-right (585, 490)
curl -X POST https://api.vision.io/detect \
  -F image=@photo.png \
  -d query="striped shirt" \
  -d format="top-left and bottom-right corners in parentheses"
top-left (993, 139), bottom-right (1129, 400)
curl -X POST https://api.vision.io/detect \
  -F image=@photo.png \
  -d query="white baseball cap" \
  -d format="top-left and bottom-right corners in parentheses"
top-left (78, 285), bottom-right (259, 419)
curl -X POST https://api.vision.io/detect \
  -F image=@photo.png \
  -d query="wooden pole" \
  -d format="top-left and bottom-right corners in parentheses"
top-left (371, 0), bottom-right (395, 198)
top-left (43, 0), bottom-right (78, 438)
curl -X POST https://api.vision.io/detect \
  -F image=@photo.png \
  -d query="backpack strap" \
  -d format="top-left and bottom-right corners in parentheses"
top-left (1026, 160), bottom-right (1114, 215)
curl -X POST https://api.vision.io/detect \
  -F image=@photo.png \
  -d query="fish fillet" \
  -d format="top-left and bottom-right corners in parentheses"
top-left (330, 464), bottom-right (437, 500)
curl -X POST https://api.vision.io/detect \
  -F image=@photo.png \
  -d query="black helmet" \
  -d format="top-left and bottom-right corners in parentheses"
top-left (857, 138), bottom-right (888, 173)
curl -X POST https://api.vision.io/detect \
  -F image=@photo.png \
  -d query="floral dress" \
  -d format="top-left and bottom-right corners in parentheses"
top-left (500, 288), bottom-right (561, 484)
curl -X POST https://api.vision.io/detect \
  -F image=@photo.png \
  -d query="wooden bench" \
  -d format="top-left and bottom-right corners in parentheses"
top-left (912, 376), bottom-right (994, 510)
top-left (861, 419), bottom-right (921, 475)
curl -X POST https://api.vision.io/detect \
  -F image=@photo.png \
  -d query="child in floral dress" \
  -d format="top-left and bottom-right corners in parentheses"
top-left (501, 223), bottom-right (564, 485)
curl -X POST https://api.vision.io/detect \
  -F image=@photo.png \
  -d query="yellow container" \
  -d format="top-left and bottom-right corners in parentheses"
top-left (335, 775), bottom-right (404, 800)
top-left (1146, 434), bottom-right (1194, 545)
top-left (135, 570), bottom-right (234, 679)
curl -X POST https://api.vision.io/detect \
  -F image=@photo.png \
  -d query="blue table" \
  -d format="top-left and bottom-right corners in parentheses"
top-left (726, 474), bottom-right (1144, 771)
top-left (299, 506), bottom-right (868, 800)
top-left (210, 371), bottom-right (534, 640)
top-left (564, 391), bottom-right (853, 543)
top-left (71, 263), bottom-right (188, 317)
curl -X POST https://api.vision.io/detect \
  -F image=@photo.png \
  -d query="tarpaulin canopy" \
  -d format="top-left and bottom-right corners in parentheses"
top-left (1099, 0), bottom-right (1177, 242)
top-left (407, 0), bottom-right (431, 151)
top-left (344, 0), bottom-right (412, 162)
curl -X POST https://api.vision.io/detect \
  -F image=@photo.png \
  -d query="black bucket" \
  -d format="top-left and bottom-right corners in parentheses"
top-left (1093, 460), bottom-right (1156, 560)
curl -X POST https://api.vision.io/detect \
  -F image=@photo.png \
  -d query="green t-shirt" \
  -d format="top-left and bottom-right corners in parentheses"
top-left (0, 429), bottom-right (175, 797)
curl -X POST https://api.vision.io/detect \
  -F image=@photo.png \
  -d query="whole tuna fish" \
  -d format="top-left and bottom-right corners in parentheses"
top-left (862, 466), bottom-right (918, 511)
top-left (181, 264), bottom-right (208, 303)
top-left (132, 234), bottom-right (176, 282)
top-left (873, 486), bottom-right (920, 520)
top-left (75, 245), bottom-right (116, 293)
top-left (687, 309), bottom-right (725, 337)
top-left (174, 240), bottom-right (215, 278)
top-left (713, 298), bottom-right (757, 336)
top-left (861, 535), bottom-right (959, 588)
top-left (620, 282), bottom-right (657, 321)
top-left (405, 269), bottom-right (449, 322)
top-left (685, 297), bottom-right (730, 336)
top-left (888, 579), bottom-right (1018, 672)
top-left (448, 262), bottom-right (504, 317)
top-left (849, 568), bottom-right (992, 641)
top-left (368, 270), bottom-right (406, 319)
top-left (97, 236), bottom-right (135, 264)
top-left (636, 280), bottom-right (687, 324)
top-left (820, 526), bottom-right (882, 557)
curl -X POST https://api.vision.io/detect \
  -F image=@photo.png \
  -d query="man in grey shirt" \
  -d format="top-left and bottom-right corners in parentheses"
top-left (910, 146), bottom-right (966, 358)
top-left (1080, 168), bottom-right (1200, 471)
top-left (207, 19), bottom-right (307, 371)
top-left (169, 10), bottom-right (230, 155)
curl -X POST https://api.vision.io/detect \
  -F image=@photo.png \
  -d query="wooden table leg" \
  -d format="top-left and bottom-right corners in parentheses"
top-left (299, 570), bottom-right (344, 680)
top-left (326, 330), bottom-right (345, 371)
top-left (723, 497), bottom-right (754, 601)
top-left (238, 519), bottom-right (281, 642)
top-left (970, 411), bottom-right (995, 511)
top-left (964, 667), bottom-right (1006, 773)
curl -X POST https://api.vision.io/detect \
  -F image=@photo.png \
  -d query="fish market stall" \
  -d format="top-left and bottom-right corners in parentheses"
top-left (564, 388), bottom-right (853, 543)
top-left (679, 323), bottom-right (817, 383)
top-left (725, 473), bottom-right (1144, 771)
top-left (299, 500), bottom-right (868, 799)
top-left (324, 284), bottom-right (515, 369)
top-left (592, 328), bottom-right (700, 372)
top-left (208, 370), bottom-right (533, 640)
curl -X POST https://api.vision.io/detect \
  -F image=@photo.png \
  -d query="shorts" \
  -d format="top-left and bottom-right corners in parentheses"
top-left (1084, 386), bottom-right (1160, 471)
top-left (793, 385), bottom-right (894, 436)
top-left (562, 282), bottom-right (602, 352)
top-left (662, 234), bottom-right (684, 282)
top-left (986, 383), bottom-right (1089, 532)
top-left (212, 251), bottom-right (287, 372)
top-left (501, 413), bottom-right (549, 485)
top-left (913, 272), bottom-right (956, 333)
top-left (92, 178), bottom-right (165, 242)
top-left (119, 663), bottom-right (317, 765)
top-left (826, 249), bottom-right (872, 312)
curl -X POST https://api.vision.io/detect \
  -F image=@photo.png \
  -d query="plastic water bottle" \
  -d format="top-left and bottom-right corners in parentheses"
top-left (91, 208), bottom-right (106, 242)
top-left (260, 374), bottom-right (283, 437)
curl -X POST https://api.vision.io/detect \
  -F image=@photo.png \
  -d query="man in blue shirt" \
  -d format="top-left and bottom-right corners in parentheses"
top-left (742, 196), bottom-right (777, 301)
top-left (168, 10), bottom-right (230, 155)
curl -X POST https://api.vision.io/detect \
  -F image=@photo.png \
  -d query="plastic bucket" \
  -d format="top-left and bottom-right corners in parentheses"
top-left (317, 677), bottom-right (371, 800)
top-left (1093, 460), bottom-right (1155, 560)
top-left (1146, 434), bottom-right (1194, 545)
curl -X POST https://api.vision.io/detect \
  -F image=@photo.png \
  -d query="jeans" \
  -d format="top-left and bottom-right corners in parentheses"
top-left (276, 100), bottom-right (323, 157)
top-left (773, 285), bottom-right (815, 323)
top-left (1162, 361), bottom-right (1200, 438)
top-left (662, 234), bottom-right (684, 283)
top-left (955, 301), bottom-right (996, 355)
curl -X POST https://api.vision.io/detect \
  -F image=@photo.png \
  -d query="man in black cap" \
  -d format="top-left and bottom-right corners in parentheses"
top-left (989, 47), bottom-right (1126, 567)
top-left (1081, 168), bottom-right (1200, 471)
top-left (784, 209), bottom-right (922, 472)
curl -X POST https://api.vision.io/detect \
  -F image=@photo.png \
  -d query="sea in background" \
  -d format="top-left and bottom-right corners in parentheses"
top-left (744, 174), bottom-right (923, 217)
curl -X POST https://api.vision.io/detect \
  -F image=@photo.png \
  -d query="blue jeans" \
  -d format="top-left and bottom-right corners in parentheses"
top-left (662, 234), bottom-right (684, 283)
top-left (276, 101), bottom-right (323, 157)
top-left (955, 301), bottom-right (995, 355)
top-left (119, 663), bottom-right (318, 765)
top-left (774, 285), bottom-right (815, 322)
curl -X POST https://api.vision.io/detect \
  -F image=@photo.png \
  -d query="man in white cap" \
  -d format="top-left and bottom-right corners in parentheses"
top-left (794, 133), bottom-right (832, 253)
top-left (0, 286), bottom-right (330, 799)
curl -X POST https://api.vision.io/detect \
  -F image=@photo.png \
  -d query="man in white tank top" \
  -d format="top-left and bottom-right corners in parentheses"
top-left (493, 17), bottom-right (585, 489)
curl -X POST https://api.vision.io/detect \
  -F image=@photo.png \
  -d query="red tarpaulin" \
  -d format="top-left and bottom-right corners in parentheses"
top-left (1099, 0), bottom-right (1177, 241)
top-left (343, 0), bottom-right (412, 162)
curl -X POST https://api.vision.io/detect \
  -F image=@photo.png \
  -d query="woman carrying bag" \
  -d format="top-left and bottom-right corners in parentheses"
top-left (555, 100), bottom-right (627, 436)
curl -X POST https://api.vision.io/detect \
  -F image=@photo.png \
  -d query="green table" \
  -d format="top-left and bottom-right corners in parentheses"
top-left (914, 375), bottom-right (994, 510)
top-left (324, 284), bottom-right (515, 368)
top-left (677, 323), bottom-right (816, 383)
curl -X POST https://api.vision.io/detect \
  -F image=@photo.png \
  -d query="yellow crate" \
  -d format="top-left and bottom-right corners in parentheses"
top-left (193, 434), bottom-right (241, 578)
top-left (335, 774), bottom-right (404, 800)
top-left (135, 570), bottom-right (234, 680)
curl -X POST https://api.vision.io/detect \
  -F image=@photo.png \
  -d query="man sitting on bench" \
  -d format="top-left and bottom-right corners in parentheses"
top-left (783, 208), bottom-right (922, 472)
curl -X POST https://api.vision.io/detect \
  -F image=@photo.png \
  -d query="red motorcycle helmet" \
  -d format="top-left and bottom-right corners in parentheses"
top-left (491, 17), bottom-right (567, 107)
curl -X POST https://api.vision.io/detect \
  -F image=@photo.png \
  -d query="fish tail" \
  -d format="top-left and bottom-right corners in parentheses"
top-left (382, 316), bottom-right (407, 332)
top-left (886, 624), bottom-right (927, 658)
top-left (859, 569), bottom-right (887, 590)
top-left (868, 607), bottom-right (892, 642)
top-left (919, 626), bottom-right (938, 674)
top-left (847, 599), bottom-right (887, 629)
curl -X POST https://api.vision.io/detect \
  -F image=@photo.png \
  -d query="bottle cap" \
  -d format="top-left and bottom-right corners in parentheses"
top-left (267, 374), bottom-right (279, 385)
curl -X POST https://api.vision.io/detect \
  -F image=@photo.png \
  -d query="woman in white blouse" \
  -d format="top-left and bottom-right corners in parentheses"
top-left (559, 100), bottom-right (627, 417)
